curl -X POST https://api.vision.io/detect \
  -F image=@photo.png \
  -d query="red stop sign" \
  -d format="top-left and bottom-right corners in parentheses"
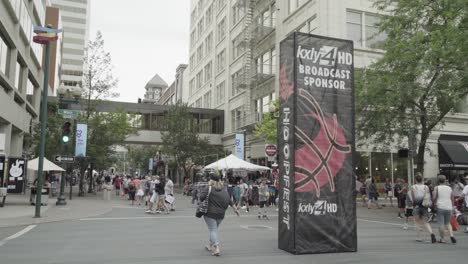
top-left (265, 144), bottom-right (277, 157)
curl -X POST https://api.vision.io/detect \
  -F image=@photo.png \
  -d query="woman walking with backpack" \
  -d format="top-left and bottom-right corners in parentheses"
top-left (199, 173), bottom-right (239, 256)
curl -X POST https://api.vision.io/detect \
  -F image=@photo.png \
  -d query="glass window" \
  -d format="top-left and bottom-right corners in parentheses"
top-left (215, 81), bottom-right (225, 105)
top-left (262, 95), bottom-right (270, 113)
top-left (365, 14), bottom-right (386, 49)
top-left (204, 61), bottom-right (212, 82)
top-left (206, 4), bottom-right (213, 25)
top-left (15, 61), bottom-right (22, 91)
top-left (216, 49), bottom-right (225, 73)
top-left (232, 1), bottom-right (245, 26)
top-left (231, 69), bottom-right (244, 96)
top-left (289, 0), bottom-right (309, 14)
top-left (205, 32), bottom-right (213, 54)
top-left (196, 70), bottom-right (203, 89)
top-left (203, 91), bottom-right (211, 108)
top-left (26, 77), bottom-right (35, 105)
top-left (347, 11), bottom-right (362, 47)
top-left (198, 18), bottom-right (205, 38)
top-left (189, 78), bottom-right (195, 95)
top-left (0, 36), bottom-right (9, 75)
top-left (232, 33), bottom-right (245, 60)
top-left (217, 17), bottom-right (226, 42)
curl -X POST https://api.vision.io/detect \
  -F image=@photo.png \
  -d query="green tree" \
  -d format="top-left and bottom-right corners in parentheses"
top-left (28, 103), bottom-right (66, 160)
top-left (253, 99), bottom-right (279, 144)
top-left (161, 102), bottom-right (218, 183)
top-left (127, 145), bottom-right (159, 175)
top-left (82, 31), bottom-right (118, 120)
top-left (357, 0), bottom-right (468, 174)
top-left (76, 31), bottom-right (120, 194)
top-left (86, 111), bottom-right (135, 169)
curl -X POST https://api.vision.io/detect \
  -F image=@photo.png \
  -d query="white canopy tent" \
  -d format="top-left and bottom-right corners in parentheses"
top-left (204, 154), bottom-right (271, 171)
top-left (28, 158), bottom-right (65, 172)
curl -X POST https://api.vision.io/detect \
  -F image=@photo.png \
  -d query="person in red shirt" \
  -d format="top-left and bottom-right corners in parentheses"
top-left (113, 176), bottom-right (122, 196)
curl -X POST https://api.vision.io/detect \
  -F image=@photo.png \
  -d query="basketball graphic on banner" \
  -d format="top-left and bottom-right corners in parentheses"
top-left (278, 33), bottom-right (357, 255)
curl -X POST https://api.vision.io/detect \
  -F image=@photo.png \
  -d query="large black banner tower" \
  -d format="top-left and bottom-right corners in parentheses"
top-left (278, 32), bottom-right (357, 254)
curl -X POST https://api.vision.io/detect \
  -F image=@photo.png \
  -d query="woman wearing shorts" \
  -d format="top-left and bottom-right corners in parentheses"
top-left (258, 180), bottom-right (269, 220)
top-left (433, 175), bottom-right (456, 243)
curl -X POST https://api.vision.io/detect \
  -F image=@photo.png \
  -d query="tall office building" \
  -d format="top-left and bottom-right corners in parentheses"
top-left (0, 0), bottom-right (51, 156)
top-left (187, 0), bottom-right (468, 177)
top-left (51, 0), bottom-right (90, 88)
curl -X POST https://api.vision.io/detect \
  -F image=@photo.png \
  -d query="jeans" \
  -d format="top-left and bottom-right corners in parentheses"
top-left (204, 216), bottom-right (223, 246)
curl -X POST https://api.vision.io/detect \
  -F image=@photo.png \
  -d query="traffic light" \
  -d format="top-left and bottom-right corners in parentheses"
top-left (62, 121), bottom-right (71, 144)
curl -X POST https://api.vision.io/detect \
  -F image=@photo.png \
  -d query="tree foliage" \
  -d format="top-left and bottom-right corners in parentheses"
top-left (253, 99), bottom-right (279, 144)
top-left (82, 31), bottom-right (119, 120)
top-left (85, 111), bottom-right (135, 170)
top-left (29, 103), bottom-right (66, 160)
top-left (356, 0), bottom-right (468, 174)
top-left (161, 102), bottom-right (221, 181)
top-left (127, 145), bottom-right (160, 175)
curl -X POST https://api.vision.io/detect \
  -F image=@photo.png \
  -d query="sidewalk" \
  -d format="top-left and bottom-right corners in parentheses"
top-left (0, 189), bottom-right (126, 228)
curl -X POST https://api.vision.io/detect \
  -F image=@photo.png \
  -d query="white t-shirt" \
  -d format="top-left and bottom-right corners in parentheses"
top-left (434, 185), bottom-right (452, 211)
top-left (463, 185), bottom-right (468, 207)
top-left (165, 179), bottom-right (174, 195)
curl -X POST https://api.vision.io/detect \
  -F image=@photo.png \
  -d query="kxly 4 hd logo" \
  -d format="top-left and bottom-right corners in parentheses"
top-left (298, 200), bottom-right (337, 215)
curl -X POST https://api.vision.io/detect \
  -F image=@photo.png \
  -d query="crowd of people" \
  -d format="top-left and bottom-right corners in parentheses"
top-left (358, 173), bottom-right (468, 244)
top-left (96, 174), bottom-right (176, 214)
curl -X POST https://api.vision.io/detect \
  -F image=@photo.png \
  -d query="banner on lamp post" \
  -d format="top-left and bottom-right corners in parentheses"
top-left (278, 32), bottom-right (356, 254)
top-left (75, 124), bottom-right (87, 157)
top-left (234, 133), bottom-right (245, 160)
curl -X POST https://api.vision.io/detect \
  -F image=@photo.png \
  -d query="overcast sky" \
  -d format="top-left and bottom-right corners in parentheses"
top-left (89, 0), bottom-right (190, 102)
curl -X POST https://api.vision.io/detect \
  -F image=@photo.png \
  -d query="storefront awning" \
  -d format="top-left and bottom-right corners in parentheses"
top-left (438, 135), bottom-right (468, 169)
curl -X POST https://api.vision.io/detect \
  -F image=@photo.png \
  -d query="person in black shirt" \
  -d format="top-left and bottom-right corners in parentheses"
top-left (199, 173), bottom-right (239, 256)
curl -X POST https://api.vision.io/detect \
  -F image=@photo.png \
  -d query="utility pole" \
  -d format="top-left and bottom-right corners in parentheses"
top-left (33, 25), bottom-right (62, 217)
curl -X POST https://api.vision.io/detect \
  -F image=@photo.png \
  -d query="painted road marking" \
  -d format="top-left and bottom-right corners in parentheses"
top-left (81, 215), bottom-right (407, 228)
top-left (0, 225), bottom-right (36, 247)
top-left (80, 215), bottom-right (277, 221)
top-left (358, 218), bottom-right (407, 227)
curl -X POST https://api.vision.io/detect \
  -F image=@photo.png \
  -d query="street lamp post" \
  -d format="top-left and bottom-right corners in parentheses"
top-left (33, 25), bottom-right (62, 217)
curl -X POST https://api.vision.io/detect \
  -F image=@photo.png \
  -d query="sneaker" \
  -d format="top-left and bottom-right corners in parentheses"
top-left (205, 245), bottom-right (212, 252)
top-left (241, 206), bottom-right (246, 209)
top-left (403, 224), bottom-right (408, 230)
top-left (246, 208), bottom-right (249, 212)
top-left (431, 233), bottom-right (437, 244)
top-left (212, 245), bottom-right (220, 256)
top-left (450, 236), bottom-right (456, 244)
top-left (258, 215), bottom-right (261, 219)
top-left (170, 208), bottom-right (175, 211)
top-left (263, 215), bottom-right (269, 220)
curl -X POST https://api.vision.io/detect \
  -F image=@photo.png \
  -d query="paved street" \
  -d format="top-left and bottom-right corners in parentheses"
top-left (0, 194), bottom-right (466, 264)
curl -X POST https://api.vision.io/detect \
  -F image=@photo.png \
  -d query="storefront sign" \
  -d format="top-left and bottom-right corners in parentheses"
top-left (7, 157), bottom-right (25, 193)
top-left (278, 33), bottom-right (356, 254)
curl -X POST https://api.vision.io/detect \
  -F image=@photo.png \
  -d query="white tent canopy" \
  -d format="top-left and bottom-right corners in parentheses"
top-left (28, 157), bottom-right (65, 172)
top-left (204, 154), bottom-right (271, 171)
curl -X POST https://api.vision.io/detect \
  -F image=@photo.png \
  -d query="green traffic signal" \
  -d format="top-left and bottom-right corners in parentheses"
top-left (62, 135), bottom-right (70, 143)
top-left (62, 121), bottom-right (72, 144)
